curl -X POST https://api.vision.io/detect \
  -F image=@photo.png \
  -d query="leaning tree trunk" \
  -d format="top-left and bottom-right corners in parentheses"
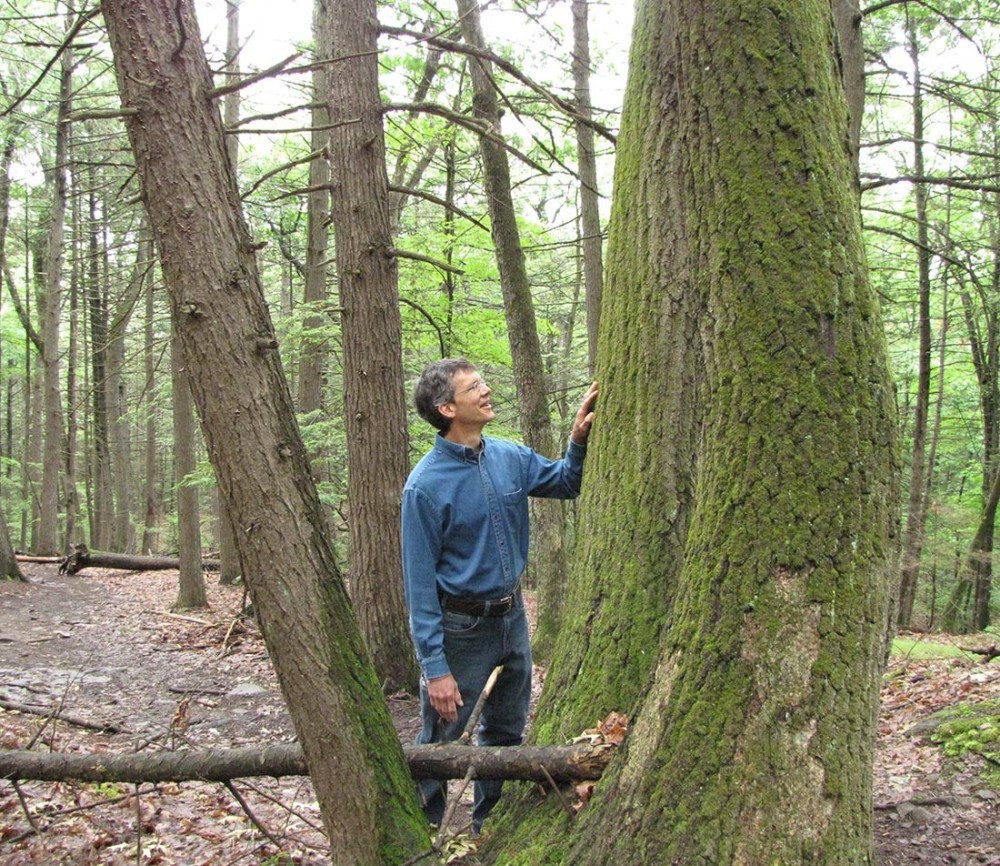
top-left (98, 1), bottom-right (428, 861)
top-left (455, 0), bottom-right (570, 658)
top-left (321, 0), bottom-right (418, 694)
top-left (493, 2), bottom-right (899, 864)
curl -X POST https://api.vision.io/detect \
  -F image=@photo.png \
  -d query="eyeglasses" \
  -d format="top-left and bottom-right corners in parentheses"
top-left (458, 378), bottom-right (488, 395)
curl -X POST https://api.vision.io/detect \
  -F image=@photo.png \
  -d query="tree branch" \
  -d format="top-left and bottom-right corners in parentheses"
top-left (1, 7), bottom-right (101, 118)
top-left (384, 101), bottom-right (550, 176)
top-left (380, 24), bottom-right (618, 145)
top-left (0, 741), bottom-right (616, 784)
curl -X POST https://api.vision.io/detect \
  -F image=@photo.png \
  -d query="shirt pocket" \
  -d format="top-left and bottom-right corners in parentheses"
top-left (501, 487), bottom-right (524, 508)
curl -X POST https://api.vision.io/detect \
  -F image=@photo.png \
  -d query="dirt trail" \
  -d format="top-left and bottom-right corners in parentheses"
top-left (0, 564), bottom-right (998, 864)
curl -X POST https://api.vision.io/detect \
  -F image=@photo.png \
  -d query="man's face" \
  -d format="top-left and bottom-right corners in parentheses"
top-left (446, 369), bottom-right (496, 427)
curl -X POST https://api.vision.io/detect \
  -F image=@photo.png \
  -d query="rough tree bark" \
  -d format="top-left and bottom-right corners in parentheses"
top-left (321, 0), bottom-right (418, 693)
top-left (493, 2), bottom-right (899, 864)
top-left (98, 1), bottom-right (428, 861)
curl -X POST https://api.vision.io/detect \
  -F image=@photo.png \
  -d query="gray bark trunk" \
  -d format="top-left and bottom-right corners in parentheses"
top-left (322, 0), bottom-right (418, 693)
top-left (98, 1), bottom-right (428, 859)
top-left (170, 330), bottom-right (206, 610)
top-left (37, 32), bottom-right (72, 556)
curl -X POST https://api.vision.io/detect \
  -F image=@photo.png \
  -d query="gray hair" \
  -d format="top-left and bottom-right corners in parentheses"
top-left (414, 358), bottom-right (475, 432)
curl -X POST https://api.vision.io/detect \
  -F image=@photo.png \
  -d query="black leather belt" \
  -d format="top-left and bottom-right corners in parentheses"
top-left (440, 590), bottom-right (517, 617)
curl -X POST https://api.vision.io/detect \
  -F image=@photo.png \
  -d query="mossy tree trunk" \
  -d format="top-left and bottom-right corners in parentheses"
top-left (98, 0), bottom-right (429, 860)
top-left (494, 2), bottom-right (899, 864)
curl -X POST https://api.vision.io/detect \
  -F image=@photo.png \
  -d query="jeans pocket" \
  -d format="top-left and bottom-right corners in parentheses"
top-left (443, 609), bottom-right (482, 635)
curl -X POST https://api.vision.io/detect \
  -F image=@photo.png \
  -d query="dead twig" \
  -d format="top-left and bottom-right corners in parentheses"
top-left (11, 779), bottom-right (41, 836)
top-left (539, 763), bottom-right (575, 816)
top-left (223, 780), bottom-right (284, 850)
top-left (434, 665), bottom-right (503, 848)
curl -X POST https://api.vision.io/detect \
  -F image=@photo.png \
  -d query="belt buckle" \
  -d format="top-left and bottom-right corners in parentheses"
top-left (490, 594), bottom-right (513, 616)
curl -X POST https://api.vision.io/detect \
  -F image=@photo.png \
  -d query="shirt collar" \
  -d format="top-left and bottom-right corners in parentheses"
top-left (435, 432), bottom-right (487, 463)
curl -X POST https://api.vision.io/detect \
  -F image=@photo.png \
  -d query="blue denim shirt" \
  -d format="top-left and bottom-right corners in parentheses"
top-left (402, 434), bottom-right (586, 679)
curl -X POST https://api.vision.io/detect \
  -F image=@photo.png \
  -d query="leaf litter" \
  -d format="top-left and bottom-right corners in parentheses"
top-left (0, 565), bottom-right (998, 864)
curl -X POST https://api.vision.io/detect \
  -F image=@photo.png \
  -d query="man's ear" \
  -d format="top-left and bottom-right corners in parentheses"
top-left (437, 401), bottom-right (456, 420)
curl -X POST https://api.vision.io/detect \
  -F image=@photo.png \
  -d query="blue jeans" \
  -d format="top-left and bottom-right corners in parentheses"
top-left (415, 599), bottom-right (532, 832)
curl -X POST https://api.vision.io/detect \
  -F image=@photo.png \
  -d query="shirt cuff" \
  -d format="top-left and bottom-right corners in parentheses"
top-left (420, 653), bottom-right (451, 681)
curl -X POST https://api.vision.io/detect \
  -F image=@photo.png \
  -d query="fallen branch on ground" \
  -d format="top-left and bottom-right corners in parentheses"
top-left (59, 543), bottom-right (221, 575)
top-left (0, 740), bottom-right (616, 785)
top-left (0, 698), bottom-right (127, 734)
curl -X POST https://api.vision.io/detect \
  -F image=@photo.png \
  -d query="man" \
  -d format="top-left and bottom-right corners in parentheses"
top-left (401, 358), bottom-right (598, 833)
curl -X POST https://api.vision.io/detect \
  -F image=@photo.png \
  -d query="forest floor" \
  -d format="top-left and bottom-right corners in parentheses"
top-left (0, 564), bottom-right (998, 865)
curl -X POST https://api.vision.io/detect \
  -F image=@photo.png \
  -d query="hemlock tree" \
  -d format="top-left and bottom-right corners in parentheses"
top-left (322, 0), bottom-right (418, 693)
top-left (98, 0), bottom-right (428, 860)
top-left (491, 1), bottom-right (899, 864)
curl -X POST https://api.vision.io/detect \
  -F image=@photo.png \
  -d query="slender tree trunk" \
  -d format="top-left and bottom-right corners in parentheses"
top-left (388, 24), bottom-right (443, 233)
top-left (572, 0), bottom-right (604, 376)
top-left (87, 176), bottom-right (114, 550)
top-left (141, 237), bottom-right (159, 554)
top-left (832, 0), bottom-right (863, 170)
top-left (24, 245), bottom-right (42, 550)
top-left (99, 1), bottom-right (428, 858)
top-left (0, 117), bottom-right (25, 574)
top-left (322, 0), bottom-right (418, 693)
top-left (223, 0), bottom-right (240, 172)
top-left (500, 3), bottom-right (899, 863)
top-left (170, 329), bottom-right (206, 610)
top-left (63, 190), bottom-right (81, 551)
top-left (217, 2), bottom-right (243, 585)
top-left (944, 464), bottom-right (1000, 632)
top-left (298, 3), bottom-right (330, 420)
top-left (454, 0), bottom-right (569, 654)
top-left (37, 34), bottom-right (73, 555)
top-left (897, 18), bottom-right (933, 629)
top-left (107, 207), bottom-right (144, 555)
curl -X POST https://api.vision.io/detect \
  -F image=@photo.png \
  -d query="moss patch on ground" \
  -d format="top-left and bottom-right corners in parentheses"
top-left (926, 699), bottom-right (1000, 788)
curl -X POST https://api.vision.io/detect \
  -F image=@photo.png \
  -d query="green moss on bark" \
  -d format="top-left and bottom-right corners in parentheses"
top-left (495, 1), bottom-right (897, 865)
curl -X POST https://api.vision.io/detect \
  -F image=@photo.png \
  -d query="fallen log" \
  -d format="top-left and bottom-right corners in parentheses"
top-left (0, 740), bottom-right (615, 785)
top-left (59, 544), bottom-right (221, 576)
